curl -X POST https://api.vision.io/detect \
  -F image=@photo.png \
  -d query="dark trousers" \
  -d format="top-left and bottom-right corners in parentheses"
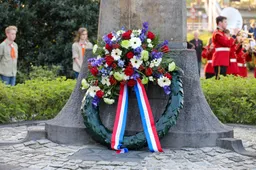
top-left (205, 73), bottom-right (215, 79)
top-left (214, 66), bottom-right (227, 79)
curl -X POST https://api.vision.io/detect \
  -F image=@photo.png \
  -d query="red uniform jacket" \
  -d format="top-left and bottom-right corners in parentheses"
top-left (227, 43), bottom-right (239, 75)
top-left (212, 29), bottom-right (235, 66)
top-left (202, 46), bottom-right (214, 74)
top-left (236, 47), bottom-right (251, 77)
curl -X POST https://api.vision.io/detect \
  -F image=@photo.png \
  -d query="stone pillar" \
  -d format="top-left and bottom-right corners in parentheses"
top-left (45, 0), bottom-right (233, 147)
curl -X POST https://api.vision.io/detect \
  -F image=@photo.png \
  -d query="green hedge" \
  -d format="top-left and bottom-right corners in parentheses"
top-left (1, 76), bottom-right (256, 125)
top-left (0, 78), bottom-right (75, 123)
top-left (201, 76), bottom-right (256, 124)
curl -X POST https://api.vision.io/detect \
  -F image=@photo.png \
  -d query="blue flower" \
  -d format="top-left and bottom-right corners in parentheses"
top-left (134, 47), bottom-right (143, 55)
top-left (118, 60), bottom-right (124, 67)
top-left (163, 86), bottom-right (171, 95)
top-left (92, 96), bottom-right (100, 107)
top-left (151, 51), bottom-right (163, 59)
top-left (139, 33), bottom-right (146, 42)
top-left (157, 40), bottom-right (169, 49)
top-left (102, 35), bottom-right (111, 44)
top-left (131, 73), bottom-right (140, 80)
top-left (143, 22), bottom-right (149, 30)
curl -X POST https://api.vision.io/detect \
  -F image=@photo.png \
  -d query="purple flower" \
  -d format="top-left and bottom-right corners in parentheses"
top-left (100, 68), bottom-right (109, 76)
top-left (88, 58), bottom-right (96, 63)
top-left (139, 33), bottom-right (146, 42)
top-left (151, 51), bottom-right (163, 59)
top-left (102, 35), bottom-right (111, 44)
top-left (134, 47), bottom-right (143, 54)
top-left (92, 96), bottom-right (100, 107)
top-left (143, 22), bottom-right (149, 30)
top-left (118, 60), bottom-right (124, 67)
top-left (157, 40), bottom-right (169, 49)
top-left (131, 73), bottom-right (140, 80)
top-left (89, 58), bottom-right (105, 67)
top-left (163, 86), bottom-right (171, 95)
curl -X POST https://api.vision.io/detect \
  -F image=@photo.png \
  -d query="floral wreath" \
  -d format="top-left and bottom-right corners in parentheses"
top-left (81, 22), bottom-right (184, 152)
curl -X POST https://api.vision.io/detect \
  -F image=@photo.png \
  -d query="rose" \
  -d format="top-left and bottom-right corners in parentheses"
top-left (112, 44), bottom-right (120, 49)
top-left (138, 65), bottom-right (145, 71)
top-left (120, 80), bottom-right (127, 86)
top-left (145, 67), bottom-right (153, 76)
top-left (141, 50), bottom-right (149, 61)
top-left (105, 44), bottom-right (112, 51)
top-left (114, 72), bottom-right (124, 81)
top-left (161, 45), bottom-right (170, 53)
top-left (157, 67), bottom-right (165, 74)
top-left (122, 30), bottom-right (132, 40)
top-left (96, 90), bottom-right (104, 98)
top-left (109, 76), bottom-right (117, 85)
top-left (105, 56), bottom-right (114, 66)
top-left (124, 66), bottom-right (134, 76)
top-left (127, 79), bottom-right (136, 87)
top-left (164, 73), bottom-right (172, 79)
top-left (147, 31), bottom-right (155, 40)
top-left (90, 67), bottom-right (98, 76)
top-left (81, 79), bottom-right (89, 90)
top-left (107, 33), bottom-right (113, 39)
top-left (168, 62), bottom-right (176, 72)
top-left (112, 63), bottom-right (117, 69)
top-left (126, 51), bottom-right (134, 59)
top-left (103, 98), bottom-right (115, 104)
top-left (141, 76), bottom-right (149, 85)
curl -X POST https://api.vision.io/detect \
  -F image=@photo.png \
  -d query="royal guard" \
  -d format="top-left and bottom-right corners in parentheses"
top-left (202, 38), bottom-right (215, 79)
top-left (236, 45), bottom-right (252, 77)
top-left (226, 31), bottom-right (240, 76)
top-left (212, 16), bottom-right (237, 79)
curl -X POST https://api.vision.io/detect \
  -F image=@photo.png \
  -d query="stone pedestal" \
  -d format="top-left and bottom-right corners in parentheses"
top-left (45, 0), bottom-right (233, 147)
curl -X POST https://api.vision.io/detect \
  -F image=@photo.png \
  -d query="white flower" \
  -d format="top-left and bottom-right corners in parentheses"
top-left (130, 33), bottom-right (135, 38)
top-left (157, 76), bottom-right (171, 87)
top-left (148, 43), bottom-right (153, 48)
top-left (111, 36), bottom-right (117, 42)
top-left (123, 75), bottom-right (130, 80)
top-left (103, 47), bottom-right (109, 54)
top-left (150, 58), bottom-right (162, 68)
top-left (117, 30), bottom-right (125, 36)
top-left (129, 37), bottom-right (142, 49)
top-left (149, 76), bottom-right (154, 82)
top-left (97, 55), bottom-right (101, 59)
top-left (111, 49), bottom-right (122, 61)
top-left (130, 56), bottom-right (143, 69)
top-left (103, 98), bottom-right (115, 104)
top-left (93, 44), bottom-right (98, 54)
top-left (101, 76), bottom-right (111, 86)
top-left (147, 39), bottom-right (152, 43)
top-left (87, 86), bottom-right (101, 97)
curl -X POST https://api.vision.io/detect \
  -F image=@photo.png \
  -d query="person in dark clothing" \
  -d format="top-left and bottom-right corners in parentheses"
top-left (248, 22), bottom-right (256, 39)
top-left (189, 31), bottom-right (203, 76)
top-left (187, 41), bottom-right (195, 49)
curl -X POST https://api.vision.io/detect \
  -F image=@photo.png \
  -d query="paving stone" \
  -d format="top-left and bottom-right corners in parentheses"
top-left (24, 141), bottom-right (37, 146)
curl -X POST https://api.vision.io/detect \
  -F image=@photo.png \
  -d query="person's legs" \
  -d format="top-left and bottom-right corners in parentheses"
top-left (214, 66), bottom-right (227, 79)
top-left (205, 73), bottom-right (215, 79)
top-left (0, 75), bottom-right (11, 85)
top-left (9, 77), bottom-right (16, 86)
top-left (74, 72), bottom-right (79, 79)
top-left (220, 66), bottom-right (227, 76)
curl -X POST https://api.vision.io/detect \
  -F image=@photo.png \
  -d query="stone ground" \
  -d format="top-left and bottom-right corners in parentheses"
top-left (0, 123), bottom-right (256, 170)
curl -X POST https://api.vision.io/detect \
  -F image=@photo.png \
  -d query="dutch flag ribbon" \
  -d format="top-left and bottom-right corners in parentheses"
top-left (111, 79), bottom-right (163, 153)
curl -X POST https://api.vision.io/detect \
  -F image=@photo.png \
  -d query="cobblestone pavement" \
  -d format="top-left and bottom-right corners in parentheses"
top-left (0, 124), bottom-right (255, 170)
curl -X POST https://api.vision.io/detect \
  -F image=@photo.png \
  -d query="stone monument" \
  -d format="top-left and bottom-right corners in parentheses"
top-left (45, 0), bottom-right (233, 148)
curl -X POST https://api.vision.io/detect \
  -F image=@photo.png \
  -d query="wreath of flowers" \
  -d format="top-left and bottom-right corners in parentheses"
top-left (81, 22), bottom-right (177, 106)
top-left (81, 22), bottom-right (184, 150)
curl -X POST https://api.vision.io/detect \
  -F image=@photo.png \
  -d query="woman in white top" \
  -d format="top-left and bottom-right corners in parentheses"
top-left (72, 27), bottom-right (93, 78)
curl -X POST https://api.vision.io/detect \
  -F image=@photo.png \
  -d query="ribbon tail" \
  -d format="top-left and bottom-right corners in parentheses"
top-left (134, 79), bottom-right (163, 152)
top-left (111, 84), bottom-right (128, 153)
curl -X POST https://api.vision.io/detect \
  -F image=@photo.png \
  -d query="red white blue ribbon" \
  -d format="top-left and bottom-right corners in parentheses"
top-left (134, 79), bottom-right (163, 152)
top-left (111, 84), bottom-right (128, 153)
top-left (111, 80), bottom-right (163, 153)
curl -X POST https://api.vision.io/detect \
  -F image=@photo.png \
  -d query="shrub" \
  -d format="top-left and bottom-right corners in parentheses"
top-left (201, 75), bottom-right (256, 124)
top-left (0, 77), bottom-right (76, 123)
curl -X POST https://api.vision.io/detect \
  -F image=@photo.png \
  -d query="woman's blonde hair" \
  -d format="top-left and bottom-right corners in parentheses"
top-left (74, 27), bottom-right (88, 42)
top-left (5, 26), bottom-right (18, 34)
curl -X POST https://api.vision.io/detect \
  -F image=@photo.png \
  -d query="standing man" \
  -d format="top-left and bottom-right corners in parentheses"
top-left (0, 26), bottom-right (18, 86)
top-left (189, 31), bottom-right (203, 76)
top-left (212, 16), bottom-right (237, 79)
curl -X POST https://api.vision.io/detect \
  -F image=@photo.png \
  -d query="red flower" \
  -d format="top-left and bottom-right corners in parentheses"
top-left (164, 73), bottom-right (172, 79)
top-left (126, 51), bottom-right (134, 59)
top-left (120, 80), bottom-right (126, 86)
top-left (124, 66), bottom-right (134, 76)
top-left (107, 33), bottom-right (113, 39)
top-left (105, 55), bottom-right (114, 66)
top-left (122, 30), bottom-right (132, 40)
top-left (157, 67), bottom-right (165, 74)
top-left (145, 67), bottom-right (153, 76)
top-left (112, 63), bottom-right (117, 69)
top-left (90, 67), bottom-right (98, 76)
top-left (147, 31), bottom-right (155, 40)
top-left (142, 44), bottom-right (147, 49)
top-left (127, 79), bottom-right (136, 87)
top-left (96, 90), bottom-right (104, 98)
top-left (138, 65), bottom-right (145, 71)
top-left (94, 80), bottom-right (99, 86)
top-left (112, 44), bottom-right (120, 49)
top-left (161, 45), bottom-right (170, 53)
top-left (105, 44), bottom-right (112, 51)
top-left (109, 76), bottom-right (117, 85)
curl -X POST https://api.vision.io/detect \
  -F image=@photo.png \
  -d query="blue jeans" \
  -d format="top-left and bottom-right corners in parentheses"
top-left (74, 72), bottom-right (79, 79)
top-left (0, 75), bottom-right (16, 86)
